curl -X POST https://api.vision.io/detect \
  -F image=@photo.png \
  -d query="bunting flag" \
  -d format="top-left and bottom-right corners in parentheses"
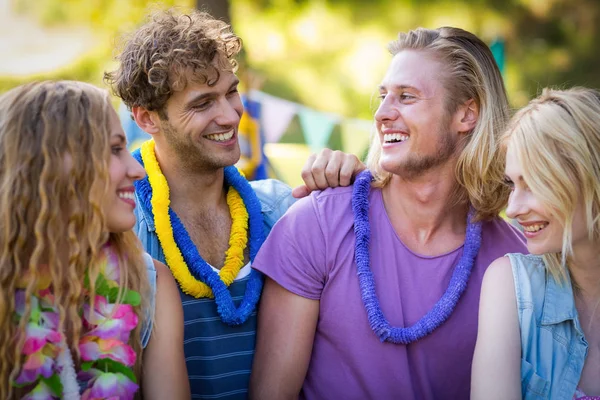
top-left (340, 118), bottom-right (373, 157)
top-left (237, 95), bottom-right (268, 180)
top-left (253, 90), bottom-right (299, 143)
top-left (297, 107), bottom-right (340, 152)
top-left (490, 38), bottom-right (505, 76)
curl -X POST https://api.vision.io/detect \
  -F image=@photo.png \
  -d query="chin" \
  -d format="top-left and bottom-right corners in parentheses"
top-left (107, 217), bottom-right (136, 234)
top-left (379, 159), bottom-right (402, 175)
top-left (526, 243), bottom-right (558, 256)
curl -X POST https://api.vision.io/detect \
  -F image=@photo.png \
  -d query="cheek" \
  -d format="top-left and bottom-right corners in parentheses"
top-left (108, 158), bottom-right (126, 186)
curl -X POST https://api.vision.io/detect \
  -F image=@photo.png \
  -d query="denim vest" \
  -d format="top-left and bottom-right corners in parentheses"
top-left (141, 252), bottom-right (156, 349)
top-left (509, 253), bottom-right (588, 400)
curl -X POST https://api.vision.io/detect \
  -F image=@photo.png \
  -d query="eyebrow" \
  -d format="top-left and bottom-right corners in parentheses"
top-left (185, 78), bottom-right (240, 107)
top-left (378, 84), bottom-right (419, 92)
top-left (112, 133), bottom-right (126, 144)
top-left (504, 174), bottom-right (525, 182)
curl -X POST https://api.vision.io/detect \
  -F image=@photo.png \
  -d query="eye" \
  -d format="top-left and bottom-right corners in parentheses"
top-left (228, 87), bottom-right (239, 96)
top-left (193, 102), bottom-right (211, 111)
top-left (400, 93), bottom-right (416, 101)
top-left (503, 177), bottom-right (514, 190)
top-left (111, 146), bottom-right (123, 155)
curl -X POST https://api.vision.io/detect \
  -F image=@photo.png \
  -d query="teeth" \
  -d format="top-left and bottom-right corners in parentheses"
top-left (206, 130), bottom-right (234, 142)
top-left (118, 191), bottom-right (135, 201)
top-left (523, 223), bottom-right (547, 232)
top-left (384, 133), bottom-right (409, 143)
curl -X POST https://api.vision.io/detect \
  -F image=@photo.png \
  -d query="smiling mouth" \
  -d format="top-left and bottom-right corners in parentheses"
top-left (118, 191), bottom-right (135, 201)
top-left (522, 223), bottom-right (548, 233)
top-left (384, 133), bottom-right (409, 143)
top-left (206, 130), bottom-right (234, 142)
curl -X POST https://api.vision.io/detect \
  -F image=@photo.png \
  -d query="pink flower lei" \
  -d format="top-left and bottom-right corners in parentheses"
top-left (12, 245), bottom-right (142, 400)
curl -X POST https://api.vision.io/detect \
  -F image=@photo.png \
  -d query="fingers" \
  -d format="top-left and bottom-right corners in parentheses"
top-left (323, 150), bottom-right (345, 188)
top-left (291, 185), bottom-right (311, 199)
top-left (338, 154), bottom-right (366, 186)
top-left (300, 153), bottom-right (318, 191)
top-left (300, 149), bottom-right (365, 195)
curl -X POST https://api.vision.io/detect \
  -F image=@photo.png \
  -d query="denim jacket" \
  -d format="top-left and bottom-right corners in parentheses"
top-left (509, 253), bottom-right (588, 400)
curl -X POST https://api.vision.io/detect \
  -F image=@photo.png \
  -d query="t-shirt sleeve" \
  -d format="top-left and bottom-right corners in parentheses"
top-left (252, 194), bottom-right (327, 300)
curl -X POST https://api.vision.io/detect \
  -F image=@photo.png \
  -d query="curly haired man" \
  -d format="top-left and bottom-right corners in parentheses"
top-left (105, 9), bottom-right (362, 398)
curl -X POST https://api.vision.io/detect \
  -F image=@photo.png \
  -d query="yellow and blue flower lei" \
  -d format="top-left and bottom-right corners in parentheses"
top-left (134, 140), bottom-right (265, 325)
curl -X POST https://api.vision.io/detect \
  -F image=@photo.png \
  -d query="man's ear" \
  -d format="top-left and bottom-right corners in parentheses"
top-left (132, 106), bottom-right (161, 135)
top-left (452, 98), bottom-right (479, 134)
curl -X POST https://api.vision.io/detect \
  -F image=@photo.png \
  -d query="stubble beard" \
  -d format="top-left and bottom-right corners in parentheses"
top-left (395, 129), bottom-right (459, 181)
top-left (162, 121), bottom-right (239, 173)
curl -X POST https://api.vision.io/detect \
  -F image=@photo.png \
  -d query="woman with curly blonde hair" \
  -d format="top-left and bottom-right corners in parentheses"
top-left (0, 81), bottom-right (189, 399)
top-left (472, 87), bottom-right (600, 399)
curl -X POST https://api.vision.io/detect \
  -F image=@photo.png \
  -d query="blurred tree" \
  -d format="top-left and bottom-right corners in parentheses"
top-left (2, 0), bottom-right (599, 112)
top-left (197, 0), bottom-right (231, 23)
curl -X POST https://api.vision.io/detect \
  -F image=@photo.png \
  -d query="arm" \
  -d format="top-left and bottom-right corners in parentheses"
top-left (292, 148), bottom-right (366, 198)
top-left (142, 260), bottom-right (190, 400)
top-left (471, 257), bottom-right (521, 400)
top-left (249, 277), bottom-right (319, 400)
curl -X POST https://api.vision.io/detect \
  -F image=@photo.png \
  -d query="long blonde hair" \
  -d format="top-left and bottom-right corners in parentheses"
top-left (0, 81), bottom-right (149, 398)
top-left (366, 27), bottom-right (510, 221)
top-left (503, 87), bottom-right (600, 282)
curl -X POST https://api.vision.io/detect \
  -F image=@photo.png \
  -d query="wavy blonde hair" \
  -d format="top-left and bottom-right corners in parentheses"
top-left (0, 81), bottom-right (149, 398)
top-left (105, 9), bottom-right (242, 119)
top-left (366, 27), bottom-right (510, 221)
top-left (503, 87), bottom-right (600, 283)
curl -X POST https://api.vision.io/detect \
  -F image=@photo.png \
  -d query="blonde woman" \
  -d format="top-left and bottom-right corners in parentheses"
top-left (0, 81), bottom-right (189, 399)
top-left (472, 88), bottom-right (600, 399)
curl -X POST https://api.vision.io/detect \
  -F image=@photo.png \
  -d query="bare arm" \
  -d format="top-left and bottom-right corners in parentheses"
top-left (471, 256), bottom-right (521, 400)
top-left (142, 260), bottom-right (190, 400)
top-left (249, 277), bottom-right (320, 400)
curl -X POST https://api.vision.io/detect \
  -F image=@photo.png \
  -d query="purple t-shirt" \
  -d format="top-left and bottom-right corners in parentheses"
top-left (253, 186), bottom-right (527, 400)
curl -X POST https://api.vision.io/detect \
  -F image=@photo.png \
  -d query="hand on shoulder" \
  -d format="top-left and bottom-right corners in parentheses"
top-left (292, 148), bottom-right (366, 198)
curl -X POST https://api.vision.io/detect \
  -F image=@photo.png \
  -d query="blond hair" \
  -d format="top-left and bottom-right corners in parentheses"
top-left (366, 27), bottom-right (510, 221)
top-left (503, 87), bottom-right (600, 282)
top-left (0, 81), bottom-right (149, 398)
top-left (105, 9), bottom-right (242, 119)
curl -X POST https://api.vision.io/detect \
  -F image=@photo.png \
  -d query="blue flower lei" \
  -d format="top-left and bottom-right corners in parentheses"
top-left (352, 169), bottom-right (482, 344)
top-left (134, 150), bottom-right (265, 326)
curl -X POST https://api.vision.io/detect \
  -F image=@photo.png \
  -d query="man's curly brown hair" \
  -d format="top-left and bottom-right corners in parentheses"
top-left (105, 9), bottom-right (242, 119)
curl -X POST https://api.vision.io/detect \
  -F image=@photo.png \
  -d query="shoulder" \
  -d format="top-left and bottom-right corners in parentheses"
top-left (153, 258), bottom-right (170, 279)
top-left (152, 260), bottom-right (181, 306)
top-left (505, 253), bottom-right (546, 300)
top-left (283, 185), bottom-right (355, 222)
top-left (482, 256), bottom-right (515, 294)
top-left (479, 257), bottom-right (519, 327)
top-left (481, 254), bottom-right (545, 305)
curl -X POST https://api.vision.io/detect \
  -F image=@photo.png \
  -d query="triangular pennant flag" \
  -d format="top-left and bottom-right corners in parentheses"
top-left (327, 125), bottom-right (343, 151)
top-left (254, 91), bottom-right (298, 143)
top-left (297, 108), bottom-right (339, 152)
top-left (340, 118), bottom-right (373, 156)
top-left (278, 116), bottom-right (305, 144)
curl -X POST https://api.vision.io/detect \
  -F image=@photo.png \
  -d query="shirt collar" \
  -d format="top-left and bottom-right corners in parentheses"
top-left (132, 147), bottom-right (156, 232)
top-left (135, 184), bottom-right (156, 232)
top-left (541, 269), bottom-right (583, 335)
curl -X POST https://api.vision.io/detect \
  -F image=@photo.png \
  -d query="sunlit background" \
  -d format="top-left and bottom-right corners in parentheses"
top-left (1, 0), bottom-right (599, 186)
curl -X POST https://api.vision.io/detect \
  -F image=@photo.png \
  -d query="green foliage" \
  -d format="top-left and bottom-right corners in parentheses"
top-left (233, 0), bottom-right (600, 116)
top-left (3, 0), bottom-right (599, 116)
